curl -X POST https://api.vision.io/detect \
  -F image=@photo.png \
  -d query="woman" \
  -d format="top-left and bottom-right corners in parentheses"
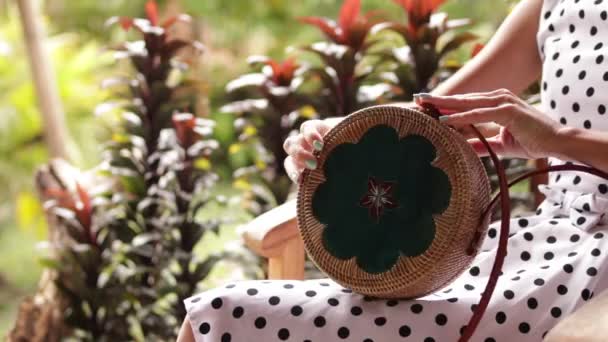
top-left (179, 0), bottom-right (608, 340)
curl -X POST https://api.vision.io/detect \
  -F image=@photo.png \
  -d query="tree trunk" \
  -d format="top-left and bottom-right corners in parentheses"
top-left (16, 0), bottom-right (69, 160)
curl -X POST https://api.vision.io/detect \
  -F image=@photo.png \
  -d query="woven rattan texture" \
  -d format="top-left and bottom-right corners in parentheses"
top-left (297, 105), bottom-right (491, 299)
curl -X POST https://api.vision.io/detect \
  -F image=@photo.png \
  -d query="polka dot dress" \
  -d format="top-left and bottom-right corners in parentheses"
top-left (184, 1), bottom-right (608, 340)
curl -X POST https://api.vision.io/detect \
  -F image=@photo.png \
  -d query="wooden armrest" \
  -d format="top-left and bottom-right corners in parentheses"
top-left (544, 289), bottom-right (608, 341)
top-left (238, 198), bottom-right (305, 280)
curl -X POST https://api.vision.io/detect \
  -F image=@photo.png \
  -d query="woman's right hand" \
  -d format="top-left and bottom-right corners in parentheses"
top-left (283, 119), bottom-right (333, 184)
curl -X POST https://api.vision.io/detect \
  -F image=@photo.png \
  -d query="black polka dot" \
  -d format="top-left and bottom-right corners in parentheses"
top-left (599, 184), bottom-right (608, 194)
top-left (328, 298), bottom-right (339, 306)
top-left (386, 299), bottom-right (399, 307)
top-left (283, 284), bottom-right (294, 289)
top-left (291, 305), bottom-right (303, 316)
top-left (233, 306), bottom-right (244, 318)
top-left (557, 285), bottom-right (568, 295)
top-left (540, 265), bottom-right (551, 270)
top-left (337, 327), bottom-right (350, 339)
top-left (599, 105), bottom-right (606, 114)
top-left (485, 338), bottom-right (496, 342)
top-left (399, 325), bottom-right (412, 337)
top-left (341, 288), bottom-right (353, 293)
top-left (577, 217), bottom-right (587, 225)
top-left (247, 288), bottom-right (258, 296)
top-left (587, 267), bottom-right (598, 276)
top-left (573, 55), bottom-right (581, 63)
top-left (278, 328), bottom-right (290, 340)
top-left (570, 24), bottom-right (576, 33)
top-left (225, 284), bottom-right (236, 289)
top-left (411, 303), bottom-right (423, 314)
top-left (464, 284), bottom-right (475, 291)
top-left (573, 102), bottom-right (580, 112)
top-left (351, 306), bottom-right (363, 316)
top-left (199, 322), bottom-right (211, 334)
top-left (254, 317), bottom-right (267, 329)
top-left (469, 266), bottom-right (480, 276)
top-left (547, 236), bottom-right (557, 243)
top-left (496, 311), bottom-right (507, 324)
top-left (571, 234), bottom-right (580, 242)
top-left (527, 297), bottom-right (538, 309)
top-left (268, 296), bottom-right (280, 305)
top-left (211, 298), bottom-right (223, 309)
top-left (504, 290), bottom-right (515, 299)
top-left (375, 317), bottom-right (387, 326)
top-left (602, 10), bottom-right (608, 20)
top-left (568, 251), bottom-right (578, 257)
top-left (521, 251), bottom-right (531, 261)
top-left (596, 43), bottom-right (604, 51)
top-left (544, 11), bottom-right (552, 19)
top-left (563, 264), bottom-right (573, 273)
top-left (524, 232), bottom-right (534, 241)
top-left (591, 26), bottom-right (599, 36)
top-left (587, 87), bottom-right (595, 97)
top-left (435, 314), bottom-right (447, 326)
top-left (221, 332), bottom-right (232, 342)
top-left (534, 278), bottom-right (545, 286)
top-left (579, 9), bottom-right (585, 18)
top-left (544, 252), bottom-right (554, 260)
top-left (447, 297), bottom-right (458, 303)
top-left (578, 70), bottom-right (586, 79)
top-left (598, 55), bottom-right (605, 64)
top-left (319, 282), bottom-right (330, 286)
top-left (314, 316), bottom-right (326, 327)
top-left (556, 69), bottom-right (563, 77)
top-left (519, 322), bottom-right (531, 334)
top-left (424, 338), bottom-right (435, 342)
top-left (551, 307), bottom-right (562, 318)
top-left (560, 117), bottom-right (567, 125)
top-left (511, 276), bottom-right (521, 281)
top-left (562, 86), bottom-right (569, 95)
top-left (191, 297), bottom-right (201, 303)
top-left (573, 176), bottom-right (582, 185)
top-left (582, 289), bottom-right (591, 300)
top-left (597, 0), bottom-right (605, 5)
top-left (488, 228), bottom-right (497, 238)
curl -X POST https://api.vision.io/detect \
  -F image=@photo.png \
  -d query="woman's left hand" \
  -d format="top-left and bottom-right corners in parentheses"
top-left (415, 89), bottom-right (562, 159)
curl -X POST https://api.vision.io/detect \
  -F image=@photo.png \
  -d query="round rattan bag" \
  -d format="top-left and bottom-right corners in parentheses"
top-left (296, 104), bottom-right (491, 299)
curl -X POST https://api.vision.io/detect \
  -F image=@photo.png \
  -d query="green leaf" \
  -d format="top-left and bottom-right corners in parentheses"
top-left (438, 32), bottom-right (478, 59)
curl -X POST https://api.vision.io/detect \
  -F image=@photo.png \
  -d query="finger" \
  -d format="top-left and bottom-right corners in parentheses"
top-left (283, 134), bottom-right (313, 156)
top-left (416, 89), bottom-right (521, 110)
top-left (456, 123), bottom-right (502, 139)
top-left (300, 120), bottom-right (328, 151)
top-left (284, 156), bottom-right (302, 184)
top-left (467, 137), bottom-right (506, 157)
top-left (440, 104), bottom-right (514, 127)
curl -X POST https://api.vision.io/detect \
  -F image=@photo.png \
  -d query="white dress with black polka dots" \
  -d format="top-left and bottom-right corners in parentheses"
top-left (184, 1), bottom-right (608, 340)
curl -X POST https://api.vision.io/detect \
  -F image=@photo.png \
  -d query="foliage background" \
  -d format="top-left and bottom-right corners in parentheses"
top-left (0, 0), bottom-right (515, 334)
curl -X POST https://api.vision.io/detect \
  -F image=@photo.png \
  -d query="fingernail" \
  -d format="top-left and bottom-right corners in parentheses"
top-left (305, 159), bottom-right (317, 170)
top-left (289, 171), bottom-right (299, 182)
top-left (313, 140), bottom-right (324, 151)
top-left (413, 93), bottom-right (432, 101)
top-left (438, 115), bottom-right (449, 122)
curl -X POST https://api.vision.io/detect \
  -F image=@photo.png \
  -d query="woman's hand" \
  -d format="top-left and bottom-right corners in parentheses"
top-left (283, 119), bottom-right (333, 184)
top-left (415, 89), bottom-right (562, 159)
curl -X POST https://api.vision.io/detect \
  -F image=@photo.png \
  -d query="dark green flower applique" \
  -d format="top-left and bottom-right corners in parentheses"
top-left (312, 125), bottom-right (451, 274)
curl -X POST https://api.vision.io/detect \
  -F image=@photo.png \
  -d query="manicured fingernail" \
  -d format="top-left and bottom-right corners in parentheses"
top-left (305, 159), bottom-right (317, 170)
top-left (413, 93), bottom-right (432, 101)
top-left (438, 115), bottom-right (449, 122)
top-left (313, 140), bottom-right (324, 151)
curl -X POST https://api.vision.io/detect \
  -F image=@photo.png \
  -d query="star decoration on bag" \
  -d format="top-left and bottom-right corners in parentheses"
top-left (359, 176), bottom-right (399, 222)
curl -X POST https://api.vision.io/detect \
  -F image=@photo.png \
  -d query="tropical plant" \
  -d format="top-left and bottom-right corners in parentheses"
top-left (40, 2), bottom-right (226, 340)
top-left (372, 0), bottom-right (477, 98)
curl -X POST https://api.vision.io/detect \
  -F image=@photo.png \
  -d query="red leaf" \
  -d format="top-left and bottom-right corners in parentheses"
top-left (76, 183), bottom-right (92, 234)
top-left (145, 0), bottom-right (159, 26)
top-left (339, 0), bottom-right (361, 32)
top-left (119, 17), bottom-right (134, 31)
top-left (299, 17), bottom-right (343, 44)
top-left (172, 112), bottom-right (198, 148)
top-left (471, 43), bottom-right (484, 57)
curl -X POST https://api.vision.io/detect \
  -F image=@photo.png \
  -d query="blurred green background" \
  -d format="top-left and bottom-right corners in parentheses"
top-left (0, 0), bottom-right (514, 335)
